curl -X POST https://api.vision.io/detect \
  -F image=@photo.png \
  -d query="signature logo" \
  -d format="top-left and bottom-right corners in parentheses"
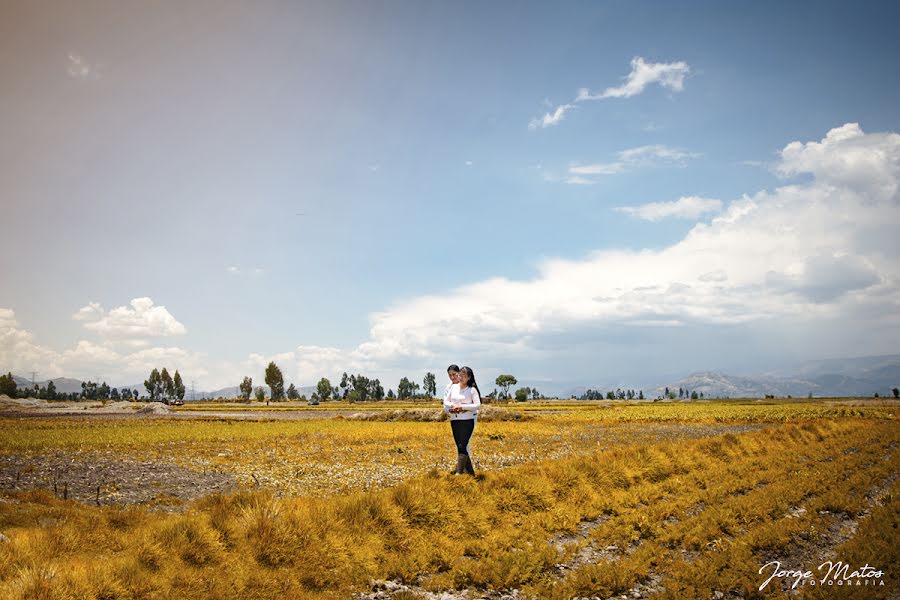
top-left (759, 560), bottom-right (885, 590)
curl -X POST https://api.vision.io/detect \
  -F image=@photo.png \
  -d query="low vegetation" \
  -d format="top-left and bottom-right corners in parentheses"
top-left (0, 401), bottom-right (896, 598)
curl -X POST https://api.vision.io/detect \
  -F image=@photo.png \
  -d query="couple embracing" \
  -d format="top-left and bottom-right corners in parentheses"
top-left (442, 364), bottom-right (482, 476)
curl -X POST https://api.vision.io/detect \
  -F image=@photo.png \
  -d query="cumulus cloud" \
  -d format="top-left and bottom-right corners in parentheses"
top-left (777, 122), bottom-right (900, 201)
top-left (1, 306), bottom-right (207, 386)
top-left (615, 196), bottom-right (723, 221)
top-left (531, 56), bottom-right (691, 129)
top-left (336, 123), bottom-right (900, 366)
top-left (72, 301), bottom-right (103, 321)
top-left (74, 298), bottom-right (186, 342)
top-left (0, 309), bottom-right (62, 376)
top-left (765, 254), bottom-right (880, 303)
top-left (563, 144), bottom-right (700, 184)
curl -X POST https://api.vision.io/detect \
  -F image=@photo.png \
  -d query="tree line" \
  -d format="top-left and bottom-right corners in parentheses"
top-left (233, 366), bottom-right (546, 404)
top-left (0, 372), bottom-right (141, 401)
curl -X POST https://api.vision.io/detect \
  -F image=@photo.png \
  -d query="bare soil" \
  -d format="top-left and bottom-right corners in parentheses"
top-left (0, 451), bottom-right (235, 510)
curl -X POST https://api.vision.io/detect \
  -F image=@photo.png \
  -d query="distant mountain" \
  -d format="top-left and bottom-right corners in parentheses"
top-left (562, 355), bottom-right (900, 399)
top-left (663, 355), bottom-right (900, 399)
top-left (10, 376), bottom-right (87, 395)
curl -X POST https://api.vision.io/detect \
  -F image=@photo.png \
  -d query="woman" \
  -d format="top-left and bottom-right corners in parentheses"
top-left (445, 364), bottom-right (460, 397)
top-left (443, 366), bottom-right (482, 475)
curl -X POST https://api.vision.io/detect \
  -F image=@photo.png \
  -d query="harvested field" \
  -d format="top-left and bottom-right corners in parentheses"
top-left (0, 400), bottom-right (896, 598)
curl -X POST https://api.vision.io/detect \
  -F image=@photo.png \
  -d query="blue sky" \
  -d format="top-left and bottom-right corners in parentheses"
top-left (2, 1), bottom-right (899, 392)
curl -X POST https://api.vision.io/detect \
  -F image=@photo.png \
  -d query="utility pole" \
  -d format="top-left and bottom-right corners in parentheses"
top-left (191, 380), bottom-right (195, 402)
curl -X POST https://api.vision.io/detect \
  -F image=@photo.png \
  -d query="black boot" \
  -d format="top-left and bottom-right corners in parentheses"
top-left (462, 454), bottom-right (475, 475)
top-left (451, 453), bottom-right (466, 475)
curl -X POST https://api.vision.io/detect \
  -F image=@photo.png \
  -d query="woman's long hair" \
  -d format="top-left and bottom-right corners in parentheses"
top-left (459, 366), bottom-right (482, 400)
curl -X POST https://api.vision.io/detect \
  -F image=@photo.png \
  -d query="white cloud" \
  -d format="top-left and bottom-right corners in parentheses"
top-left (563, 175), bottom-right (597, 185)
top-left (531, 56), bottom-right (691, 129)
top-left (616, 196), bottom-right (723, 221)
top-left (563, 144), bottom-right (699, 184)
top-left (335, 123), bottom-right (900, 364)
top-left (578, 57), bottom-right (690, 100)
top-left (569, 163), bottom-right (626, 176)
top-left (618, 145), bottom-right (700, 164)
top-left (72, 301), bottom-right (103, 321)
top-left (0, 309), bottom-right (62, 377)
top-left (6, 124), bottom-right (899, 389)
top-left (777, 122), bottom-right (900, 201)
top-left (529, 103), bottom-right (575, 130)
top-left (75, 297), bottom-right (186, 341)
top-left (0, 306), bottom-right (207, 386)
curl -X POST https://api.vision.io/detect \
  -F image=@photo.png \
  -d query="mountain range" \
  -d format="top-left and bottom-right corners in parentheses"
top-left (562, 354), bottom-right (900, 399)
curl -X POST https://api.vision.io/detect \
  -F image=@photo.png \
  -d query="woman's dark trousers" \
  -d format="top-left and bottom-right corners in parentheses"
top-left (450, 418), bottom-right (476, 475)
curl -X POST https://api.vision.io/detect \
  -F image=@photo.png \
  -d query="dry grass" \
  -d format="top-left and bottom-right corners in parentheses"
top-left (0, 402), bottom-right (897, 598)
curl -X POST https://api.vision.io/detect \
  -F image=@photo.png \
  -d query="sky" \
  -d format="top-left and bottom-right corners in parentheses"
top-left (2, 0), bottom-right (899, 394)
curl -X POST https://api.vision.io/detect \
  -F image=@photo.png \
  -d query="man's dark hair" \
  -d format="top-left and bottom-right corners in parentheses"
top-left (447, 364), bottom-right (459, 373)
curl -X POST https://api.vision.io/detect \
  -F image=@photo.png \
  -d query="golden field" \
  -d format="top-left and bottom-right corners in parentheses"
top-left (0, 399), bottom-right (896, 599)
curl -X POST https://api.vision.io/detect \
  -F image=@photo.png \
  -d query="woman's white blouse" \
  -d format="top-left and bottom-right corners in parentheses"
top-left (443, 383), bottom-right (481, 420)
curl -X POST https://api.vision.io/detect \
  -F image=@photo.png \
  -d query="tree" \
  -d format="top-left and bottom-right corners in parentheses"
top-left (160, 368), bottom-right (174, 403)
top-left (316, 378), bottom-right (332, 401)
top-left (133, 389), bottom-right (139, 400)
top-left (46, 380), bottom-right (57, 400)
top-left (370, 378), bottom-right (385, 400)
top-left (638, 390), bottom-right (644, 400)
top-left (121, 388), bottom-right (132, 401)
top-left (531, 388), bottom-right (540, 400)
top-left (351, 374), bottom-right (371, 401)
top-left (143, 369), bottom-right (163, 401)
top-left (340, 372), bottom-right (349, 399)
top-left (495, 374), bottom-right (517, 400)
top-left (110, 387), bottom-right (120, 400)
top-left (893, 387), bottom-right (899, 398)
top-left (397, 377), bottom-right (415, 400)
top-left (423, 372), bottom-right (437, 398)
top-left (691, 391), bottom-right (699, 400)
top-left (286, 383), bottom-right (299, 400)
top-left (254, 386), bottom-right (267, 402)
top-left (515, 387), bottom-right (530, 402)
top-left (0, 372), bottom-right (17, 398)
top-left (240, 376), bottom-right (253, 401)
top-left (387, 389), bottom-right (395, 399)
top-left (265, 362), bottom-right (285, 401)
top-left (173, 370), bottom-right (186, 400)
top-left (82, 380), bottom-right (98, 400)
